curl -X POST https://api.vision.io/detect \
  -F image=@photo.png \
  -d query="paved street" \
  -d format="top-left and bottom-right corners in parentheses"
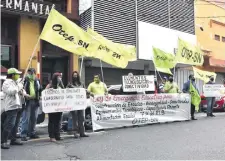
top-left (1, 113), bottom-right (225, 160)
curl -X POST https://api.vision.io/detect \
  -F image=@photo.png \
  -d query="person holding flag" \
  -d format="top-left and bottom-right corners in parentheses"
top-left (1, 68), bottom-right (28, 149)
top-left (182, 74), bottom-right (200, 120)
top-left (164, 76), bottom-right (180, 93)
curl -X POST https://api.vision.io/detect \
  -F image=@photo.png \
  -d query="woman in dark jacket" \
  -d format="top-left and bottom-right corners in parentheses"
top-left (67, 71), bottom-right (88, 138)
top-left (46, 72), bottom-right (64, 142)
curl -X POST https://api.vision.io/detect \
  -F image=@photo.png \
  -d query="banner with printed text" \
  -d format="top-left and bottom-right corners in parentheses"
top-left (152, 47), bottom-right (176, 68)
top-left (193, 67), bottom-right (217, 83)
top-left (40, 9), bottom-right (99, 57)
top-left (91, 94), bottom-right (191, 131)
top-left (122, 75), bottom-right (155, 92)
top-left (41, 88), bottom-right (87, 113)
top-left (176, 38), bottom-right (204, 66)
top-left (203, 84), bottom-right (225, 97)
top-left (87, 28), bottom-right (134, 68)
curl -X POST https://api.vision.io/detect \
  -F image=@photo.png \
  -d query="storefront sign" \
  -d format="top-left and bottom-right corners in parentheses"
top-left (122, 74), bottom-right (155, 92)
top-left (1, 0), bottom-right (59, 17)
top-left (203, 84), bottom-right (225, 97)
top-left (42, 88), bottom-right (87, 113)
top-left (91, 93), bottom-right (191, 131)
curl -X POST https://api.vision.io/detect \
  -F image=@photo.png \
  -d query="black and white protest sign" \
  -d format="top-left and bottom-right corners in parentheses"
top-left (42, 88), bottom-right (87, 113)
top-left (203, 84), bottom-right (225, 97)
top-left (91, 93), bottom-right (191, 131)
top-left (122, 74), bottom-right (155, 92)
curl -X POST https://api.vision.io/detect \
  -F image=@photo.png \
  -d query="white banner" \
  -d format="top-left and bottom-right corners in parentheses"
top-left (203, 84), bottom-right (225, 97)
top-left (122, 75), bottom-right (155, 92)
top-left (91, 94), bottom-right (191, 131)
top-left (42, 88), bottom-right (87, 113)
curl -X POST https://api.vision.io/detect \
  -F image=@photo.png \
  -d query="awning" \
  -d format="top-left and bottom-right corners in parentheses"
top-left (209, 58), bottom-right (225, 68)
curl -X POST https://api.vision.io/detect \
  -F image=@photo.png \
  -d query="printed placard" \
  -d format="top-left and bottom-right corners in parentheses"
top-left (203, 84), bottom-right (225, 97)
top-left (42, 88), bottom-right (87, 113)
top-left (91, 94), bottom-right (191, 131)
top-left (122, 75), bottom-right (155, 92)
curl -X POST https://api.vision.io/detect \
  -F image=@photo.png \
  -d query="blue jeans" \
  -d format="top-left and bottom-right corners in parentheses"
top-left (206, 97), bottom-right (215, 114)
top-left (20, 100), bottom-right (39, 137)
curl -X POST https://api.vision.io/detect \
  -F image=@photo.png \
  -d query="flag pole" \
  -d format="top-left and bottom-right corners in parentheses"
top-left (22, 37), bottom-right (41, 81)
top-left (79, 56), bottom-right (84, 77)
top-left (100, 60), bottom-right (105, 83)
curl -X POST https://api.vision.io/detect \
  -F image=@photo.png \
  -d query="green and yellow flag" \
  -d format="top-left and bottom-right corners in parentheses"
top-left (153, 47), bottom-right (176, 68)
top-left (189, 82), bottom-right (201, 111)
top-left (176, 38), bottom-right (204, 66)
top-left (155, 67), bottom-right (173, 75)
top-left (87, 28), bottom-right (132, 68)
top-left (152, 47), bottom-right (175, 75)
top-left (193, 67), bottom-right (217, 83)
top-left (87, 28), bottom-right (136, 62)
top-left (40, 9), bottom-right (98, 57)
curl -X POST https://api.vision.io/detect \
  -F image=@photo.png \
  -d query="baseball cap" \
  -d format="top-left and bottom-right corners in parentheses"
top-left (7, 68), bottom-right (22, 75)
top-left (28, 68), bottom-right (36, 74)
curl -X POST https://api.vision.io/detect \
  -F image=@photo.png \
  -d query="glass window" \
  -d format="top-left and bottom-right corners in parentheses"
top-left (222, 37), bottom-right (225, 42)
top-left (214, 35), bottom-right (220, 41)
top-left (1, 45), bottom-right (11, 69)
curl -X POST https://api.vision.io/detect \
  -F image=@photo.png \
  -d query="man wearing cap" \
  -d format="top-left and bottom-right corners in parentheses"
top-left (20, 68), bottom-right (42, 141)
top-left (1, 68), bottom-right (25, 149)
top-left (182, 74), bottom-right (199, 120)
top-left (159, 76), bottom-right (168, 93)
top-left (206, 76), bottom-right (216, 117)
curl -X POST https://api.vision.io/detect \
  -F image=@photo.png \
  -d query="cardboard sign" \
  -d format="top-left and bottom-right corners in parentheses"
top-left (203, 84), bottom-right (225, 97)
top-left (122, 74), bottom-right (155, 92)
top-left (42, 88), bottom-right (87, 113)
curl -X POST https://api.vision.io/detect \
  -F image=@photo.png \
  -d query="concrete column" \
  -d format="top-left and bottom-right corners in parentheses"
top-left (19, 16), bottom-right (40, 71)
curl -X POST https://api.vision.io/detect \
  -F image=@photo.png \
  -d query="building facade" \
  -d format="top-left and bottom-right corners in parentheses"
top-left (80, 0), bottom-right (195, 86)
top-left (195, 0), bottom-right (225, 83)
top-left (1, 0), bottom-right (79, 87)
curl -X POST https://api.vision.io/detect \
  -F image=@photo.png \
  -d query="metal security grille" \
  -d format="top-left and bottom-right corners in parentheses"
top-left (137, 0), bottom-right (169, 28)
top-left (88, 0), bottom-right (195, 46)
top-left (80, 8), bottom-right (92, 31)
top-left (93, 0), bottom-right (136, 46)
top-left (170, 0), bottom-right (195, 34)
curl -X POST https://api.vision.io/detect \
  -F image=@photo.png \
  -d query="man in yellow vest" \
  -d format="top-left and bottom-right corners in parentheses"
top-left (164, 76), bottom-right (180, 93)
top-left (87, 74), bottom-right (108, 96)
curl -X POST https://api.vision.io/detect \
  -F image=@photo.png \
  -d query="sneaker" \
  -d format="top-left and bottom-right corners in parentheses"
top-left (30, 135), bottom-right (40, 139)
top-left (80, 134), bottom-right (89, 137)
top-left (191, 117), bottom-right (197, 120)
top-left (21, 137), bottom-right (28, 141)
top-left (1, 143), bottom-right (10, 149)
top-left (74, 133), bottom-right (80, 139)
top-left (55, 137), bottom-right (64, 141)
top-left (10, 140), bottom-right (23, 146)
top-left (210, 114), bottom-right (216, 117)
top-left (50, 138), bottom-right (56, 142)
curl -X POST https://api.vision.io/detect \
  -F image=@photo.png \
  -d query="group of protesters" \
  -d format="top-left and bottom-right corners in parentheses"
top-left (1, 67), bottom-right (108, 149)
top-left (158, 75), bottom-right (224, 120)
top-left (1, 67), bottom-right (224, 149)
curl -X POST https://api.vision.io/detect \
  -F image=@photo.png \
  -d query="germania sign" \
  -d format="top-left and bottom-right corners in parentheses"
top-left (1, 0), bottom-right (58, 17)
